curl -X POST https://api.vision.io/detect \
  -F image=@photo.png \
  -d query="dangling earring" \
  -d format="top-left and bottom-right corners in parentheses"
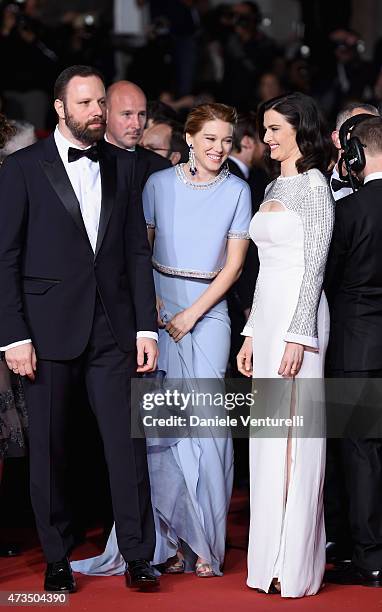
top-left (188, 143), bottom-right (197, 176)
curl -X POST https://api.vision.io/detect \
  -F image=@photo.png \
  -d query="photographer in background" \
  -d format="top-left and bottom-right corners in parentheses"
top-left (222, 1), bottom-right (281, 110)
top-left (0, 0), bottom-right (57, 130)
top-left (316, 29), bottom-right (375, 121)
top-left (54, 11), bottom-right (114, 85)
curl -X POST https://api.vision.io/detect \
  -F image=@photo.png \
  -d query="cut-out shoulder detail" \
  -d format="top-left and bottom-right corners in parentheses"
top-left (244, 170), bottom-right (334, 346)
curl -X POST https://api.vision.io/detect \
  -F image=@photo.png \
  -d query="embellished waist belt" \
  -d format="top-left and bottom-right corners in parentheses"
top-left (152, 257), bottom-right (222, 280)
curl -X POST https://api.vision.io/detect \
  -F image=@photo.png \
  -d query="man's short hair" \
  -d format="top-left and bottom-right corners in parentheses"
top-left (169, 123), bottom-right (188, 162)
top-left (352, 116), bottom-right (382, 156)
top-left (146, 100), bottom-right (178, 125)
top-left (335, 102), bottom-right (379, 131)
top-left (232, 112), bottom-right (257, 152)
top-left (54, 65), bottom-right (105, 102)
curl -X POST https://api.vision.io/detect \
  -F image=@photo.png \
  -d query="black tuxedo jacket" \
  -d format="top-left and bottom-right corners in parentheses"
top-left (325, 179), bottom-right (382, 371)
top-left (228, 157), bottom-right (269, 309)
top-left (227, 157), bottom-right (246, 182)
top-left (228, 157), bottom-right (269, 214)
top-left (135, 145), bottom-right (171, 189)
top-left (0, 135), bottom-right (157, 360)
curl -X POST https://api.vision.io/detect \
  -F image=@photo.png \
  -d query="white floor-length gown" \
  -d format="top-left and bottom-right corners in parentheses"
top-left (243, 169), bottom-right (334, 598)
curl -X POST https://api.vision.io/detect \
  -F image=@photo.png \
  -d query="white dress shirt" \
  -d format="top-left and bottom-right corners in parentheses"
top-left (229, 155), bottom-right (250, 179)
top-left (363, 171), bottom-right (382, 184)
top-left (55, 126), bottom-right (102, 252)
top-left (1, 126), bottom-right (157, 351)
top-left (330, 166), bottom-right (354, 201)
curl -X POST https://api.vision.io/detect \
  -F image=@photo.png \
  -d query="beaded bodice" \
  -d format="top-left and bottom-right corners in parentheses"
top-left (244, 169), bottom-right (334, 346)
top-left (175, 163), bottom-right (230, 190)
top-left (143, 166), bottom-right (251, 280)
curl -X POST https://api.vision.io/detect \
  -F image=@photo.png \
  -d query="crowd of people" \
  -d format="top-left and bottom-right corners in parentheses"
top-left (1, 0), bottom-right (382, 603)
top-left (2, 0), bottom-right (382, 131)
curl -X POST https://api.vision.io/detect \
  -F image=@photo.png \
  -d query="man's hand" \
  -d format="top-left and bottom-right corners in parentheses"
top-left (5, 344), bottom-right (37, 380)
top-left (136, 337), bottom-right (158, 373)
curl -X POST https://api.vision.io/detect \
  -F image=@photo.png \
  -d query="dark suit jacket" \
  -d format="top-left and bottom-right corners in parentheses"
top-left (228, 157), bottom-right (269, 310)
top-left (135, 145), bottom-right (171, 189)
top-left (325, 179), bottom-right (382, 371)
top-left (227, 157), bottom-right (246, 182)
top-left (0, 135), bottom-right (157, 360)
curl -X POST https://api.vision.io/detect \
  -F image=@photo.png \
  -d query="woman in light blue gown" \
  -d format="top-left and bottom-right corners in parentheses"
top-left (72, 103), bottom-right (251, 578)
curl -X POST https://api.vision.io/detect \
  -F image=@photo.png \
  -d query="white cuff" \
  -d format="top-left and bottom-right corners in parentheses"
top-left (0, 339), bottom-right (32, 351)
top-left (284, 332), bottom-right (318, 351)
top-left (136, 331), bottom-right (158, 342)
top-left (241, 326), bottom-right (253, 337)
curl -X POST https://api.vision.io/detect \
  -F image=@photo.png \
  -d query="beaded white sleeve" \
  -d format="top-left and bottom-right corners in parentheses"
top-left (284, 183), bottom-right (334, 348)
top-left (242, 279), bottom-right (259, 337)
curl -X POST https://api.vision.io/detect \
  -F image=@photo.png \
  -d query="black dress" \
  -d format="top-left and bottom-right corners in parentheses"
top-left (0, 354), bottom-right (28, 459)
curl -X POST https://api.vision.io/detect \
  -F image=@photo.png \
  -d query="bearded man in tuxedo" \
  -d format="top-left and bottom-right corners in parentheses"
top-left (0, 65), bottom-right (159, 592)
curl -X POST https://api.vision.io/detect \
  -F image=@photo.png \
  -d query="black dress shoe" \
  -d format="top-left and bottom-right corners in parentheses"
top-left (0, 543), bottom-right (21, 557)
top-left (126, 559), bottom-right (159, 590)
top-left (255, 583), bottom-right (280, 594)
top-left (326, 541), bottom-right (352, 564)
top-left (44, 557), bottom-right (77, 593)
top-left (325, 563), bottom-right (382, 587)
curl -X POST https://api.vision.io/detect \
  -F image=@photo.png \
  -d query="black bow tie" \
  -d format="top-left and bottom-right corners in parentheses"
top-left (68, 146), bottom-right (99, 163)
top-left (331, 177), bottom-right (349, 192)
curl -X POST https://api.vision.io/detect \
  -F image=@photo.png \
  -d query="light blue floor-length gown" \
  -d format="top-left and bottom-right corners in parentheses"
top-left (71, 164), bottom-right (251, 577)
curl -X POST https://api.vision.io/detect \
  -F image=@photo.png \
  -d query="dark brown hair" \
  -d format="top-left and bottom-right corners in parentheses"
top-left (232, 111), bottom-right (257, 152)
top-left (257, 92), bottom-right (335, 175)
top-left (185, 103), bottom-right (237, 135)
top-left (54, 65), bottom-right (105, 102)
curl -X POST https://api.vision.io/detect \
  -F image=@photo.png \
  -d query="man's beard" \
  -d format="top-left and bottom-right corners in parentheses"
top-left (64, 108), bottom-right (105, 145)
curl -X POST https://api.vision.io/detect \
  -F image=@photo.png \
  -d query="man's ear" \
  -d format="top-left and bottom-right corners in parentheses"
top-left (54, 99), bottom-right (65, 121)
top-left (170, 151), bottom-right (181, 166)
top-left (332, 129), bottom-right (341, 150)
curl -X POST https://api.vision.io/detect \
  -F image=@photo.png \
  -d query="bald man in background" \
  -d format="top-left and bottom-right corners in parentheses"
top-left (330, 102), bottom-right (380, 200)
top-left (106, 81), bottom-right (171, 189)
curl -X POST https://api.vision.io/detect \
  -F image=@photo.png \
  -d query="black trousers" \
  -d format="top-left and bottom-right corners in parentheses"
top-left (325, 369), bottom-right (382, 570)
top-left (23, 297), bottom-right (155, 563)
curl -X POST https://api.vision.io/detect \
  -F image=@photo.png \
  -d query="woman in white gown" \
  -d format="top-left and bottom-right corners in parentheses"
top-left (237, 92), bottom-right (335, 598)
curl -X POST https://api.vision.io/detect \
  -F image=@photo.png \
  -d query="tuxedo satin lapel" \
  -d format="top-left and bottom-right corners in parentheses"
top-left (40, 157), bottom-right (91, 248)
top-left (95, 149), bottom-right (117, 258)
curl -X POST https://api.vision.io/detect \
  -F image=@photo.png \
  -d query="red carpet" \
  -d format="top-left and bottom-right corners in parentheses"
top-left (1, 493), bottom-right (382, 611)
